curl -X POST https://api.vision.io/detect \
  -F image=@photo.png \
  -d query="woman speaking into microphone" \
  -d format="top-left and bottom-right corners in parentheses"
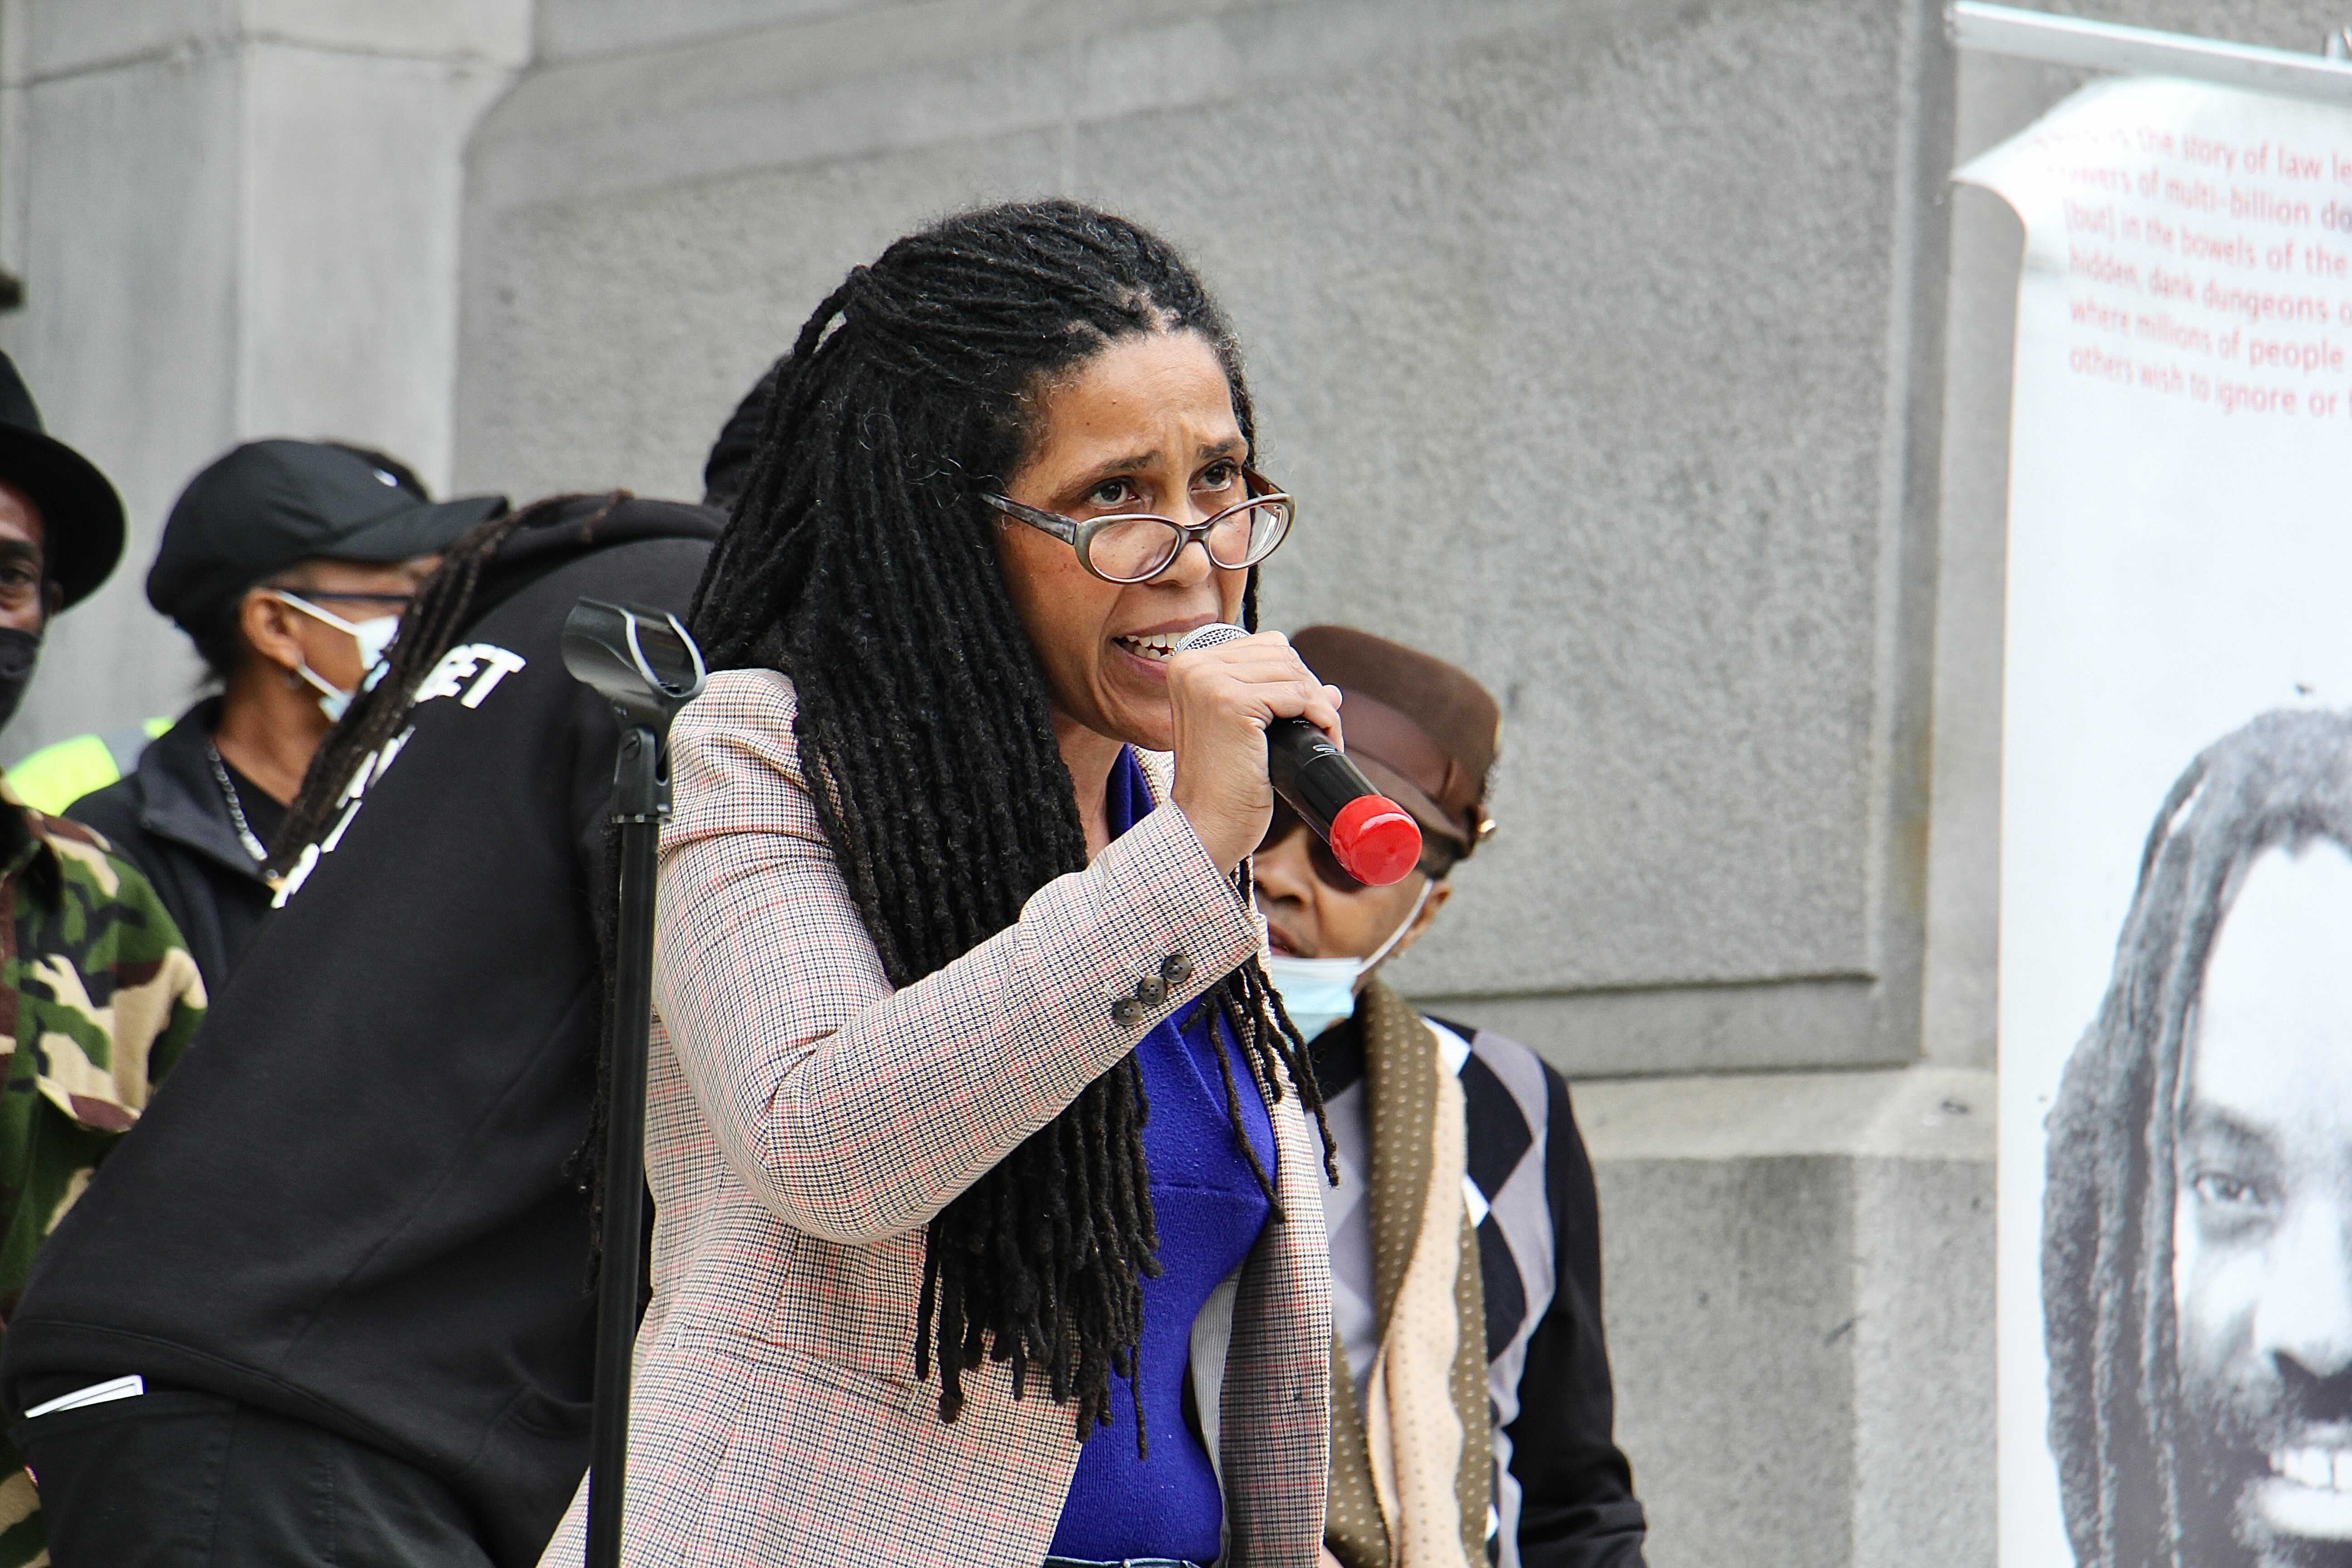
top-left (539, 203), bottom-right (1340, 1568)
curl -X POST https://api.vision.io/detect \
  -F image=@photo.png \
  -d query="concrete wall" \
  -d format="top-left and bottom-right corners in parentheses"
top-left (0, 0), bottom-right (528, 759)
top-left (460, 0), bottom-right (1955, 1082)
top-left (1578, 1067), bottom-right (1993, 1566)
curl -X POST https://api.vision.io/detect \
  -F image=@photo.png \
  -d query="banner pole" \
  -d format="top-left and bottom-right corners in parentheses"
top-left (1948, 2), bottom-right (2352, 104)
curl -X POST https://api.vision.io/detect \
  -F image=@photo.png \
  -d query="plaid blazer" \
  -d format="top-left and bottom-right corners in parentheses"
top-left (539, 670), bottom-right (1333, 1568)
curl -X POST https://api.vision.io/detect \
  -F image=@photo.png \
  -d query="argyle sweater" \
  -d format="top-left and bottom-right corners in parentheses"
top-left (1313, 1009), bottom-right (1648, 1568)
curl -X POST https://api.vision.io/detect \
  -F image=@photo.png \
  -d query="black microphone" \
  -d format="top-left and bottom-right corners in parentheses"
top-left (1175, 623), bottom-right (1422, 885)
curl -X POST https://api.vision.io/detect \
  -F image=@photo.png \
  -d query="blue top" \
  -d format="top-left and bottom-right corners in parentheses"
top-left (1048, 750), bottom-right (1278, 1564)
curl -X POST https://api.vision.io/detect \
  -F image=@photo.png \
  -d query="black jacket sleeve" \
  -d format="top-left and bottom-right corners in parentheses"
top-left (1507, 1068), bottom-right (1648, 1568)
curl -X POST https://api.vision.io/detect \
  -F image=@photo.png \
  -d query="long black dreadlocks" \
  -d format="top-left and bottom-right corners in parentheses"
top-left (688, 200), bottom-right (1327, 1446)
top-left (270, 494), bottom-right (588, 865)
top-left (2042, 707), bottom-right (2352, 1568)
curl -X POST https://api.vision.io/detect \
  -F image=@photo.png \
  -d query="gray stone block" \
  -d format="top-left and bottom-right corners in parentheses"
top-left (1598, 1151), bottom-right (1858, 1564)
top-left (1415, 976), bottom-right (1896, 1077)
top-left (239, 42), bottom-right (515, 481)
top-left (535, 0), bottom-right (890, 62)
top-left (17, 0), bottom-right (526, 79)
top-left (0, 0), bottom-right (524, 763)
top-left (1852, 1149), bottom-right (1995, 1568)
top-left (1578, 1066), bottom-right (1994, 1568)
top-left (0, 44), bottom-right (242, 755)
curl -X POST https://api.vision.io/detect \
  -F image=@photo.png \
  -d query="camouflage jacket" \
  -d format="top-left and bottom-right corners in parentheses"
top-left (0, 781), bottom-right (206, 1566)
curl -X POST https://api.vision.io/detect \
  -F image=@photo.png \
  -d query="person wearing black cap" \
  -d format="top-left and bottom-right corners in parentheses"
top-left (8, 443), bottom-right (436, 814)
top-left (0, 353), bottom-right (207, 1568)
top-left (64, 439), bottom-right (505, 991)
top-left (1254, 626), bottom-right (1648, 1568)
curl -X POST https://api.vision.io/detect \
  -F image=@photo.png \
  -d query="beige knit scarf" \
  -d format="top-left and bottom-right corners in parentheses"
top-left (1323, 979), bottom-right (1491, 1568)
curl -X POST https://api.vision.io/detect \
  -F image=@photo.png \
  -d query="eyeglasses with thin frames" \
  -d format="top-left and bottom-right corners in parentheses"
top-left (982, 466), bottom-right (1294, 583)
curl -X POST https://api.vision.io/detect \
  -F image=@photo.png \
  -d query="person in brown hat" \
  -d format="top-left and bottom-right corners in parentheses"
top-left (1257, 625), bottom-right (1647, 1568)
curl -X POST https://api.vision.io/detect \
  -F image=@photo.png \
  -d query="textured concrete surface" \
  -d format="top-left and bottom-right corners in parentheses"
top-left (1579, 1066), bottom-right (1994, 1567)
top-left (534, 0), bottom-right (893, 61)
top-left (1427, 974), bottom-right (1877, 1079)
top-left (456, 0), bottom-right (1954, 1075)
top-left (1851, 1147), bottom-right (1996, 1567)
top-left (9, 0), bottom-right (527, 71)
top-left (0, 34), bottom-right (239, 751)
top-left (0, 0), bottom-right (525, 761)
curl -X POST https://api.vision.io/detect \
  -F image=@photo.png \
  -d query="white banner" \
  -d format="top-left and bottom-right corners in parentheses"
top-left (1965, 77), bottom-right (2352, 1567)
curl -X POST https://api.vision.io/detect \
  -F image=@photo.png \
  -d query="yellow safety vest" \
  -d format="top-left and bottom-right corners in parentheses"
top-left (7, 718), bottom-right (172, 815)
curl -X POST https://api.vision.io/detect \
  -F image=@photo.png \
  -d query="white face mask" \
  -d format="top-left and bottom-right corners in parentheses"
top-left (273, 591), bottom-right (398, 723)
top-left (1263, 880), bottom-right (1433, 1043)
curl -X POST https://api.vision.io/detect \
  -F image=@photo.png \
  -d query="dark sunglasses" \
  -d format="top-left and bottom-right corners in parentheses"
top-left (1257, 800), bottom-right (1454, 889)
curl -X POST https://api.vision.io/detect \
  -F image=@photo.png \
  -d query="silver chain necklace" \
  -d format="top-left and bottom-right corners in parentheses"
top-left (206, 741), bottom-right (273, 866)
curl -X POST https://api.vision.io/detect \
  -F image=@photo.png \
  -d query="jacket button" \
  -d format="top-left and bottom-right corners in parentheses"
top-left (1111, 998), bottom-right (1146, 1027)
top-left (1161, 954), bottom-right (1193, 986)
top-left (1133, 975), bottom-right (1166, 1005)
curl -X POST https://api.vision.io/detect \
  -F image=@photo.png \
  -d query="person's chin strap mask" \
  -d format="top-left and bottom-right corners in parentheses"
top-left (272, 591), bottom-right (397, 723)
top-left (1263, 879), bottom-right (1434, 1044)
top-left (0, 625), bottom-right (40, 736)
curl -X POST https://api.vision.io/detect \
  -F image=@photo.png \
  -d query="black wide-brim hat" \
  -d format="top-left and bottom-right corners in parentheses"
top-left (0, 354), bottom-right (125, 609)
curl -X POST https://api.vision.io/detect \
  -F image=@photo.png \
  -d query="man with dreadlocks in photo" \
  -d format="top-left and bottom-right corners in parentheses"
top-left (2043, 707), bottom-right (2352, 1568)
top-left (0, 486), bottom-right (724, 1566)
top-left (533, 201), bottom-right (1338, 1568)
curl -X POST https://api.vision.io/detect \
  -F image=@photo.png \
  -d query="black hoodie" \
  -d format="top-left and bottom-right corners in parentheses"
top-left (2, 495), bottom-right (722, 1567)
top-left (68, 695), bottom-right (280, 995)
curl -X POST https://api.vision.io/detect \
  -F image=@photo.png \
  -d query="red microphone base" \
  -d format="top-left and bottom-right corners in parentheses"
top-left (1328, 794), bottom-right (1423, 887)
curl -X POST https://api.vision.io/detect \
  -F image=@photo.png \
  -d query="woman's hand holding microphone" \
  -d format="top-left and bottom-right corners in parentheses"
top-left (1166, 628), bottom-right (1345, 875)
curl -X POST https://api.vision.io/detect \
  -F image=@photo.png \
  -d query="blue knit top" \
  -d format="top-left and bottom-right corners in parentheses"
top-left (1046, 749), bottom-right (1277, 1563)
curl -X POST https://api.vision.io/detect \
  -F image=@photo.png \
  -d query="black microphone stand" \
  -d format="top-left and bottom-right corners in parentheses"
top-left (560, 598), bottom-right (707, 1568)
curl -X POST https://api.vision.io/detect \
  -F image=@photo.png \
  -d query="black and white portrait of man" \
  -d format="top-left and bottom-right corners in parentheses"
top-left (2044, 708), bottom-right (2352, 1568)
